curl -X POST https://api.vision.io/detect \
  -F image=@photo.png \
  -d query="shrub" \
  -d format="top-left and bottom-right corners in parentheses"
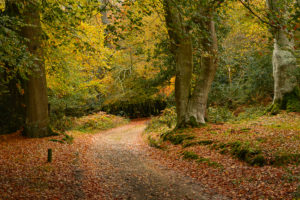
top-left (148, 136), bottom-right (163, 149)
top-left (73, 112), bottom-right (129, 132)
top-left (146, 106), bottom-right (176, 132)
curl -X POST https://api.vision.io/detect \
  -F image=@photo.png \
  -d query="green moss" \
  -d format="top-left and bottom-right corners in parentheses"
top-left (271, 153), bottom-right (300, 166)
top-left (188, 116), bottom-right (199, 127)
top-left (183, 140), bottom-right (214, 148)
top-left (219, 149), bottom-right (228, 154)
top-left (249, 155), bottom-right (266, 166)
top-left (267, 87), bottom-right (300, 114)
top-left (197, 156), bottom-right (223, 168)
top-left (162, 130), bottom-right (195, 145)
top-left (148, 136), bottom-right (163, 149)
top-left (285, 87), bottom-right (300, 113)
top-left (266, 102), bottom-right (281, 115)
top-left (182, 151), bottom-right (199, 160)
top-left (168, 134), bottom-right (195, 145)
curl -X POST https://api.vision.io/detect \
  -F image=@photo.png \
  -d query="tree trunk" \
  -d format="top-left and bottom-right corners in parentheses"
top-left (186, 18), bottom-right (218, 125)
top-left (22, 1), bottom-right (50, 137)
top-left (174, 36), bottom-right (193, 127)
top-left (267, 0), bottom-right (299, 114)
top-left (163, 1), bottom-right (218, 127)
top-left (163, 0), bottom-right (193, 128)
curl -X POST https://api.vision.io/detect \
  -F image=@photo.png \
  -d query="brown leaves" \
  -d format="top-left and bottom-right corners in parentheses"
top-left (0, 131), bottom-right (104, 199)
top-left (146, 112), bottom-right (300, 199)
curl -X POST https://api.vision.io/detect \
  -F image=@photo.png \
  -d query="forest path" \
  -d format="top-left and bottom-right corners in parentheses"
top-left (90, 120), bottom-right (226, 200)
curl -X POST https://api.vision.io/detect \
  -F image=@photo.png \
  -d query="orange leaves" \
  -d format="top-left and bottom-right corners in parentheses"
top-left (146, 112), bottom-right (300, 199)
top-left (0, 131), bottom-right (104, 199)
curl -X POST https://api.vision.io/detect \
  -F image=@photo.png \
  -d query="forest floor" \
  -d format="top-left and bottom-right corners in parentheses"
top-left (0, 119), bottom-right (225, 200)
top-left (0, 113), bottom-right (299, 200)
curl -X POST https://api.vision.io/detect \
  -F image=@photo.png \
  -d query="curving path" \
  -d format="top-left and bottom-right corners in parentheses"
top-left (90, 121), bottom-right (226, 200)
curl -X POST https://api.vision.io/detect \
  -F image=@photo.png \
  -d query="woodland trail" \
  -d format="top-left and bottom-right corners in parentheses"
top-left (89, 120), bottom-right (226, 200)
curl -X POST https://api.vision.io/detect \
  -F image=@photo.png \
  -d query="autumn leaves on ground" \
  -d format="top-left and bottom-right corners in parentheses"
top-left (0, 111), bottom-right (299, 199)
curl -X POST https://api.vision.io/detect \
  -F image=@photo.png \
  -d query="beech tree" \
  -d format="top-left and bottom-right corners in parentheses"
top-left (5, 0), bottom-right (50, 137)
top-left (163, 0), bottom-right (218, 127)
top-left (266, 0), bottom-right (300, 113)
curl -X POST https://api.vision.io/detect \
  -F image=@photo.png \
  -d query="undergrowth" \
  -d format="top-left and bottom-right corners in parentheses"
top-left (146, 107), bottom-right (299, 167)
top-left (73, 111), bottom-right (129, 133)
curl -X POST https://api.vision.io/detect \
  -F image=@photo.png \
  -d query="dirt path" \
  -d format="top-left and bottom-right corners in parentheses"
top-left (89, 121), bottom-right (226, 200)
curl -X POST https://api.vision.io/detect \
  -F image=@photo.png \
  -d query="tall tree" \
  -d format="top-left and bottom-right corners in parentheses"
top-left (163, 0), bottom-right (218, 127)
top-left (266, 0), bottom-right (299, 114)
top-left (5, 0), bottom-right (50, 137)
top-left (22, 0), bottom-right (50, 137)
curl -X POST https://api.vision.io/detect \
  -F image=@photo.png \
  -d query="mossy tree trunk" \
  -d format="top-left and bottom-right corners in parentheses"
top-left (163, 0), bottom-right (193, 128)
top-left (163, 1), bottom-right (218, 128)
top-left (185, 16), bottom-right (218, 126)
top-left (267, 0), bottom-right (300, 114)
top-left (21, 1), bottom-right (50, 137)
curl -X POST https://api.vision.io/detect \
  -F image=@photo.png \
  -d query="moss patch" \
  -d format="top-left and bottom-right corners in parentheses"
top-left (267, 87), bottom-right (300, 114)
top-left (147, 136), bottom-right (163, 149)
top-left (285, 87), bottom-right (300, 113)
top-left (182, 151), bottom-right (199, 160)
top-left (162, 130), bottom-right (195, 145)
top-left (183, 140), bottom-right (214, 148)
top-left (197, 157), bottom-right (224, 168)
top-left (270, 153), bottom-right (300, 166)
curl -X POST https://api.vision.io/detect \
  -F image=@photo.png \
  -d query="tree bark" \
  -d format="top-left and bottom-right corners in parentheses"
top-left (267, 0), bottom-right (299, 114)
top-left (186, 18), bottom-right (218, 125)
top-left (163, 0), bottom-right (193, 127)
top-left (163, 1), bottom-right (218, 127)
top-left (22, 1), bottom-right (50, 137)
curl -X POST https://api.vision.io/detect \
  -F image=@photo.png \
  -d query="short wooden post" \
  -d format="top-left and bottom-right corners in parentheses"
top-left (47, 148), bottom-right (52, 162)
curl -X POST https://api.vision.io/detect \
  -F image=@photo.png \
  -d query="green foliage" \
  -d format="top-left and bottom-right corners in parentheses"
top-left (50, 114), bottom-right (74, 131)
top-left (73, 112), bottom-right (129, 133)
top-left (267, 87), bottom-right (300, 114)
top-left (285, 87), bottom-right (300, 113)
top-left (207, 107), bottom-right (234, 123)
top-left (103, 99), bottom-right (167, 118)
top-left (147, 136), bottom-right (163, 149)
top-left (210, 2), bottom-right (273, 107)
top-left (49, 133), bottom-right (74, 144)
top-left (207, 105), bottom-right (266, 123)
top-left (146, 106), bottom-right (176, 132)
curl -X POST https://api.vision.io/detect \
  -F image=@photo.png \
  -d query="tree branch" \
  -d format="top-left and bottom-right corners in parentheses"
top-left (238, 0), bottom-right (277, 28)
